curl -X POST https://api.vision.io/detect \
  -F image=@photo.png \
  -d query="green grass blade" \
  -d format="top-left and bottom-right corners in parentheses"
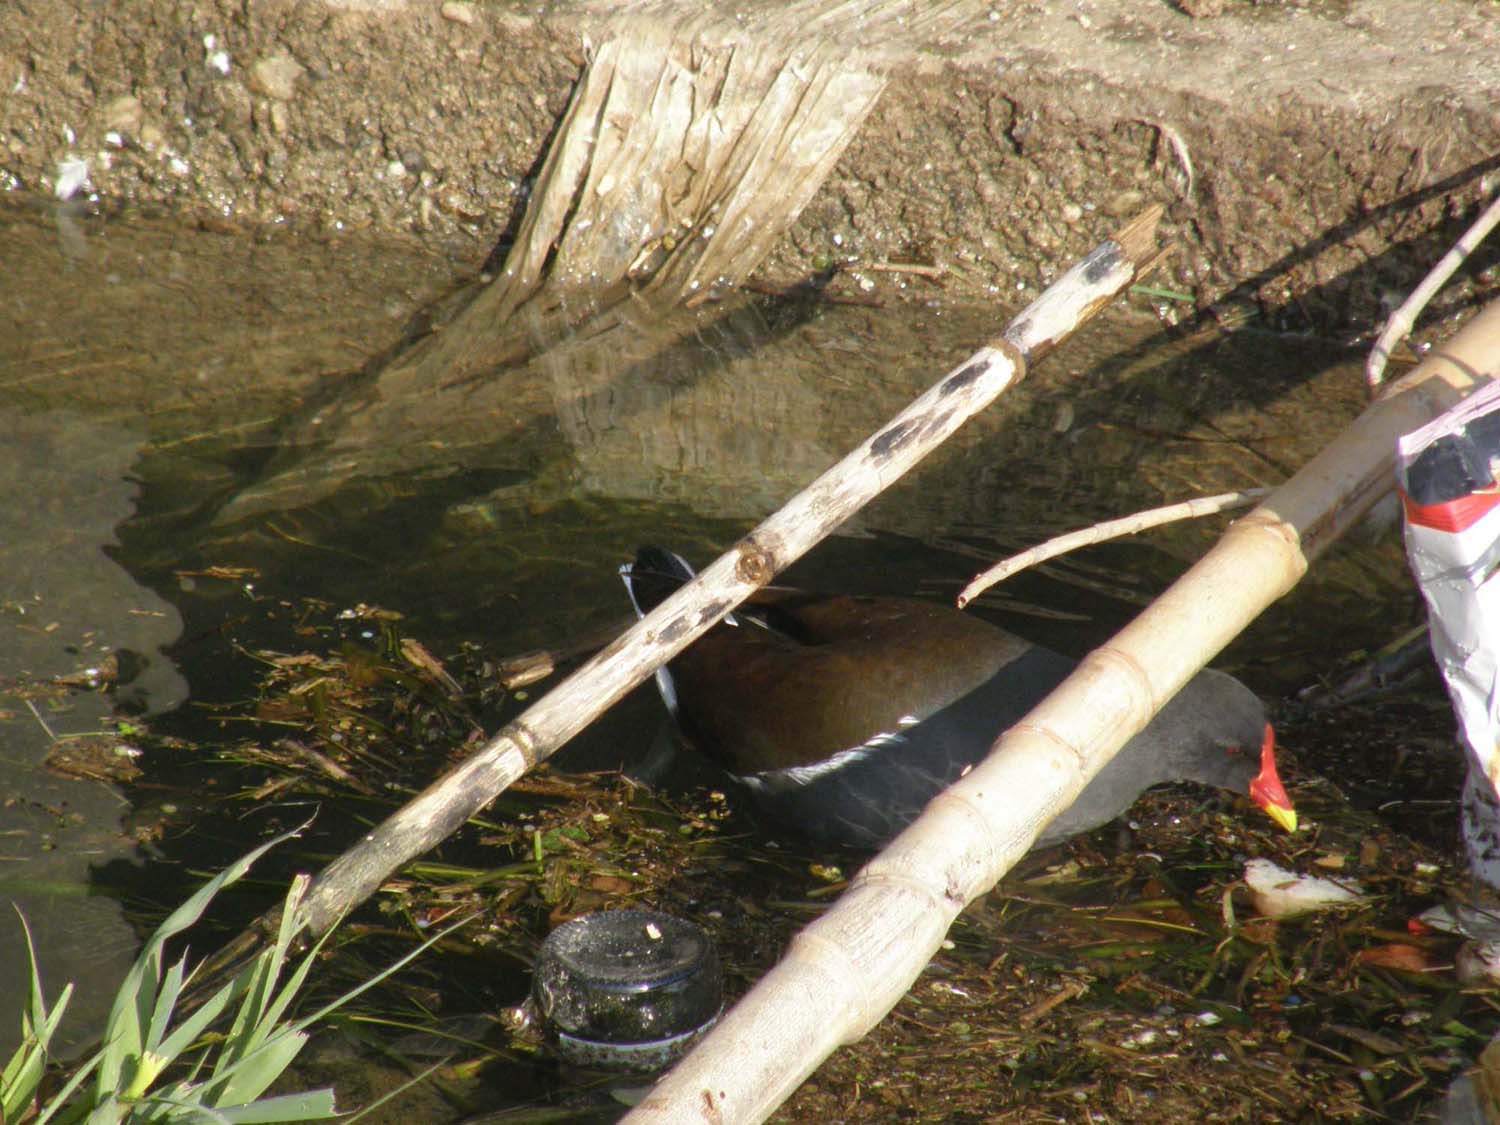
top-left (296, 913), bottom-right (476, 1030)
top-left (30, 1049), bottom-right (105, 1125)
top-left (216, 947), bottom-right (279, 1075)
top-left (93, 940), bottom-right (156, 1097)
top-left (205, 1031), bottom-right (308, 1107)
top-left (188, 1087), bottom-right (337, 1123)
top-left (2, 1036), bottom-right (46, 1122)
top-left (145, 975), bottom-right (240, 1083)
top-left (2, 911), bottom-right (74, 1122)
top-left (121, 954), bottom-right (193, 1096)
top-left (340, 1058), bottom-right (445, 1124)
top-left (143, 955), bottom-right (188, 1055)
top-left (213, 876), bottom-right (308, 1079)
top-left (250, 878), bottom-right (311, 1036)
top-left (255, 942), bottom-right (321, 1036)
top-left (96, 825), bottom-right (309, 1102)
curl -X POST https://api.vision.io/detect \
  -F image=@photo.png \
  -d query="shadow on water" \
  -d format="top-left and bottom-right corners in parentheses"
top-left (0, 194), bottom-right (1460, 1115)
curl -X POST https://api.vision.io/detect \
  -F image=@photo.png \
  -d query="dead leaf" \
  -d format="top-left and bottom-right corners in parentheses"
top-left (1354, 944), bottom-right (1433, 973)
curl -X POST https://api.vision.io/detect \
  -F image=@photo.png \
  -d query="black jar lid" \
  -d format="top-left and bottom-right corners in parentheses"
top-left (532, 909), bottom-right (722, 1072)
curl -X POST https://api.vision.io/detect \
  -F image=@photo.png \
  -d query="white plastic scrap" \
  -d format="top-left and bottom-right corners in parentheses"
top-left (1398, 379), bottom-right (1500, 887)
top-left (54, 156), bottom-right (90, 199)
top-left (1243, 858), bottom-right (1368, 919)
top-left (1456, 940), bottom-right (1500, 987)
top-left (1416, 901), bottom-right (1500, 940)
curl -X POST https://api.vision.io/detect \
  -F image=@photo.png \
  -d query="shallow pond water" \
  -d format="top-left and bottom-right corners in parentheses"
top-left (0, 195), bottom-right (1462, 1115)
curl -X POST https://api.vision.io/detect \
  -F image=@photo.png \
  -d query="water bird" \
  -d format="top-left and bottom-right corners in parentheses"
top-left (621, 546), bottom-right (1296, 850)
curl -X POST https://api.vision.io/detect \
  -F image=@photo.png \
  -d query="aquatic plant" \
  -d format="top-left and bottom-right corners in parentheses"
top-left (1, 829), bottom-right (458, 1124)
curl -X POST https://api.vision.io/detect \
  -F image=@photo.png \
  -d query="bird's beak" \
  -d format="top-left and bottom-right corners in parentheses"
top-left (1248, 723), bottom-right (1297, 833)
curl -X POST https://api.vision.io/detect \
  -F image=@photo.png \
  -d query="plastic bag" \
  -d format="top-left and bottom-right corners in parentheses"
top-left (1398, 379), bottom-right (1500, 887)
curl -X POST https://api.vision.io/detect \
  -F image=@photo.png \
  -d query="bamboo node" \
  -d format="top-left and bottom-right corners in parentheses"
top-left (1076, 646), bottom-right (1158, 730)
top-left (502, 723), bottom-right (539, 769)
top-left (993, 334), bottom-right (1027, 368)
top-left (789, 924), bottom-right (875, 1033)
top-left (1009, 720), bottom-right (1092, 773)
top-left (1225, 508), bottom-right (1307, 562)
top-left (734, 541), bottom-right (776, 586)
top-left (855, 864), bottom-right (959, 911)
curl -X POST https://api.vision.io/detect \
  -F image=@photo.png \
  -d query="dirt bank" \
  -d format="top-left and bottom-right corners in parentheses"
top-left (4, 0), bottom-right (1498, 331)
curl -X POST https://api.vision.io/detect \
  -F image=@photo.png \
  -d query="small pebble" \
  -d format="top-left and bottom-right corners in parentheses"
top-left (249, 50), bottom-right (305, 101)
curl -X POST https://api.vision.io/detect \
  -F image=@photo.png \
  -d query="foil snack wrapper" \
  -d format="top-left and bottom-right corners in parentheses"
top-left (1398, 379), bottom-right (1500, 887)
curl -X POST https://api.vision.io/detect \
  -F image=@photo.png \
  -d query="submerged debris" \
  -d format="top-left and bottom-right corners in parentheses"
top-left (1243, 858), bottom-right (1369, 919)
top-left (109, 598), bottom-right (1500, 1121)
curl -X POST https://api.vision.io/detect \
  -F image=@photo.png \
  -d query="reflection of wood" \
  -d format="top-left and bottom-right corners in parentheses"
top-left (408, 0), bottom-right (971, 384)
top-left (213, 297), bottom-right (845, 526)
top-left (631, 298), bottom-right (1500, 1125)
top-left (301, 215), bottom-right (1160, 937)
top-left (216, 1), bottom-right (975, 524)
top-left (198, 210), bottom-right (1167, 1001)
top-left (542, 302), bottom-right (841, 517)
top-left (384, 7), bottom-right (890, 389)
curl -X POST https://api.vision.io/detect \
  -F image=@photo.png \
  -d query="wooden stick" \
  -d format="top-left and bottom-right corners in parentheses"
top-left (491, 615), bottom-right (638, 690)
top-left (197, 209), bottom-right (1169, 982)
top-left (1366, 190), bottom-right (1500, 390)
top-left (955, 488), bottom-right (1270, 607)
top-left (625, 300), bottom-right (1500, 1123)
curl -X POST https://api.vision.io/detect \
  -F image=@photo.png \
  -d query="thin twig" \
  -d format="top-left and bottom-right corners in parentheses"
top-left (860, 260), bottom-right (947, 280)
top-left (1367, 190), bottom-right (1500, 391)
top-left (957, 489), bottom-right (1270, 607)
top-left (491, 614), bottom-right (638, 689)
top-left (24, 698), bottom-right (58, 742)
top-left (1017, 978), bottom-right (1088, 1026)
top-left (1131, 117), bottom-right (1195, 198)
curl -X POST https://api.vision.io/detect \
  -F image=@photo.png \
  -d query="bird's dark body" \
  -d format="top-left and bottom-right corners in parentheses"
top-left (624, 548), bottom-right (1272, 850)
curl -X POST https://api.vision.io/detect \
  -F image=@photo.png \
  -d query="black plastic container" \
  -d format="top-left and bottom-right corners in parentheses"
top-left (531, 909), bottom-right (722, 1073)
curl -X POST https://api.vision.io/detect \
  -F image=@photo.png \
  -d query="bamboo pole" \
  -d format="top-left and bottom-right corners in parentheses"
top-left (198, 210), bottom-right (1169, 982)
top-left (626, 300), bottom-right (1500, 1123)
